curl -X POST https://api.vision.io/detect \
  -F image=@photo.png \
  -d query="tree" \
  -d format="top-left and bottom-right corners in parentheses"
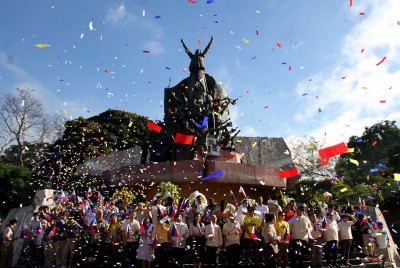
top-left (0, 163), bottom-right (32, 217)
top-left (34, 109), bottom-right (149, 190)
top-left (335, 120), bottom-right (400, 206)
top-left (0, 88), bottom-right (63, 166)
top-left (288, 136), bottom-right (336, 180)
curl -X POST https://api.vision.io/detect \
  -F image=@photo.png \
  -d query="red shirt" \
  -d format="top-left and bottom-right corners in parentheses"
top-left (284, 210), bottom-right (295, 222)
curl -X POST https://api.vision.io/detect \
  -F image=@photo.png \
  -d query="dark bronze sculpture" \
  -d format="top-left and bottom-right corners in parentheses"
top-left (147, 37), bottom-right (239, 163)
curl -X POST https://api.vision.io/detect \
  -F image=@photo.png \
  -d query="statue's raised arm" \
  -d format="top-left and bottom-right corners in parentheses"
top-left (201, 36), bottom-right (213, 57)
top-left (181, 39), bottom-right (193, 58)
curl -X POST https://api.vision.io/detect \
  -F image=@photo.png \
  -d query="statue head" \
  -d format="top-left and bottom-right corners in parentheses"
top-left (195, 49), bottom-right (201, 55)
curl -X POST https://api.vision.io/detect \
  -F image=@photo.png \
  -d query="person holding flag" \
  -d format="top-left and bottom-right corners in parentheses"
top-left (29, 212), bottom-right (42, 267)
top-left (170, 213), bottom-right (189, 267)
top-left (309, 209), bottom-right (323, 267)
top-left (121, 211), bottom-right (141, 266)
top-left (189, 212), bottom-right (206, 268)
top-left (288, 205), bottom-right (313, 267)
top-left (322, 212), bottom-right (339, 267)
top-left (222, 213), bottom-right (241, 266)
top-left (104, 214), bottom-right (122, 266)
top-left (274, 211), bottom-right (290, 267)
top-left (136, 215), bottom-right (155, 268)
top-left (264, 214), bottom-right (281, 267)
top-left (90, 209), bottom-right (108, 266)
top-left (151, 195), bottom-right (167, 223)
top-left (205, 214), bottom-right (223, 267)
top-left (151, 215), bottom-right (171, 267)
top-left (243, 205), bottom-right (262, 266)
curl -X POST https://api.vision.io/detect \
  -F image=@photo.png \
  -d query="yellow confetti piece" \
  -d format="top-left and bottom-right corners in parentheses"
top-left (307, 145), bottom-right (315, 149)
top-left (361, 86), bottom-right (367, 90)
top-left (340, 187), bottom-right (348, 192)
top-left (349, 159), bottom-right (359, 166)
top-left (236, 140), bottom-right (242, 143)
top-left (375, 232), bottom-right (382, 236)
top-left (394, 173), bottom-right (400, 181)
top-left (252, 142), bottom-right (257, 147)
top-left (347, 148), bottom-right (354, 153)
top-left (35, 43), bottom-right (51, 48)
top-left (128, 122), bottom-right (133, 127)
top-left (243, 38), bottom-right (249, 44)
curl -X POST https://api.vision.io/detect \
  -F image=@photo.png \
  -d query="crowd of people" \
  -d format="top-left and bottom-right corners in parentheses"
top-left (0, 192), bottom-right (391, 268)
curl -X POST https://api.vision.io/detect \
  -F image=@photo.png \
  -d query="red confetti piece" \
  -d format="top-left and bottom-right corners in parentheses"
top-left (174, 133), bottom-right (195, 145)
top-left (372, 140), bottom-right (378, 146)
top-left (342, 76), bottom-right (346, 79)
top-left (318, 142), bottom-right (348, 159)
top-left (143, 50), bottom-right (150, 53)
top-left (264, 106), bottom-right (269, 109)
top-left (104, 70), bottom-right (110, 74)
top-left (279, 167), bottom-right (299, 179)
top-left (361, 48), bottom-right (365, 53)
top-left (349, 0), bottom-right (353, 7)
top-left (380, 100), bottom-right (386, 103)
top-left (319, 159), bottom-right (329, 165)
top-left (246, 90), bottom-right (250, 93)
top-left (188, 0), bottom-right (196, 3)
top-left (376, 56), bottom-right (387, 66)
top-left (359, 12), bottom-right (365, 15)
top-left (146, 121), bottom-right (162, 133)
top-left (197, 38), bottom-right (201, 44)
top-left (256, 30), bottom-right (259, 36)
top-left (288, 66), bottom-right (292, 71)
top-left (276, 43), bottom-right (282, 48)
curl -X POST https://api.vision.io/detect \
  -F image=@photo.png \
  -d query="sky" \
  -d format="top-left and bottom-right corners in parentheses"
top-left (0, 0), bottom-right (399, 148)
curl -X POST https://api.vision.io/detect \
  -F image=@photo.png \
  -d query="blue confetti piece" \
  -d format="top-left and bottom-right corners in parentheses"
top-left (356, 139), bottom-right (363, 143)
top-left (333, 173), bottom-right (339, 177)
top-left (281, 62), bottom-right (287, 65)
top-left (194, 116), bottom-right (208, 129)
top-left (397, 21), bottom-right (400, 25)
top-left (318, 108), bottom-right (322, 113)
top-left (165, 67), bottom-right (171, 70)
top-left (214, 20), bottom-right (219, 23)
top-left (155, 16), bottom-right (161, 19)
top-left (207, 0), bottom-right (214, 4)
top-left (379, 163), bottom-right (387, 168)
top-left (251, 56), bottom-right (256, 60)
top-left (370, 168), bottom-right (379, 173)
top-left (201, 170), bottom-right (223, 182)
top-left (368, 195), bottom-right (374, 199)
top-left (302, 93), bottom-right (308, 96)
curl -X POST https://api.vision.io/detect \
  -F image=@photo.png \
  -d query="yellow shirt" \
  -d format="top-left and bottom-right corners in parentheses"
top-left (151, 222), bottom-right (170, 244)
top-left (243, 215), bottom-right (261, 239)
top-left (274, 219), bottom-right (290, 238)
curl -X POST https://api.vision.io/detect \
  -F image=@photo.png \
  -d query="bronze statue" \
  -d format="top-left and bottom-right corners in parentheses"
top-left (181, 36), bottom-right (213, 73)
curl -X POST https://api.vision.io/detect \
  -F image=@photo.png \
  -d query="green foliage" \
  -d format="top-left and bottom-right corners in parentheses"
top-left (0, 164), bottom-right (32, 217)
top-left (111, 187), bottom-right (137, 204)
top-left (34, 109), bottom-right (149, 190)
top-left (335, 120), bottom-right (400, 207)
top-left (156, 181), bottom-right (181, 202)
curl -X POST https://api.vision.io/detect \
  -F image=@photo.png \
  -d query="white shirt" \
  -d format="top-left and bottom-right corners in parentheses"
top-left (170, 221), bottom-right (189, 248)
top-left (255, 204), bottom-right (269, 223)
top-left (121, 218), bottom-right (140, 242)
top-left (235, 205), bottom-right (247, 226)
top-left (205, 222), bottom-right (223, 248)
top-left (151, 204), bottom-right (166, 222)
top-left (222, 220), bottom-right (241, 246)
top-left (338, 221), bottom-right (354, 240)
top-left (373, 228), bottom-right (388, 249)
top-left (324, 219), bottom-right (339, 241)
top-left (289, 214), bottom-right (313, 241)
